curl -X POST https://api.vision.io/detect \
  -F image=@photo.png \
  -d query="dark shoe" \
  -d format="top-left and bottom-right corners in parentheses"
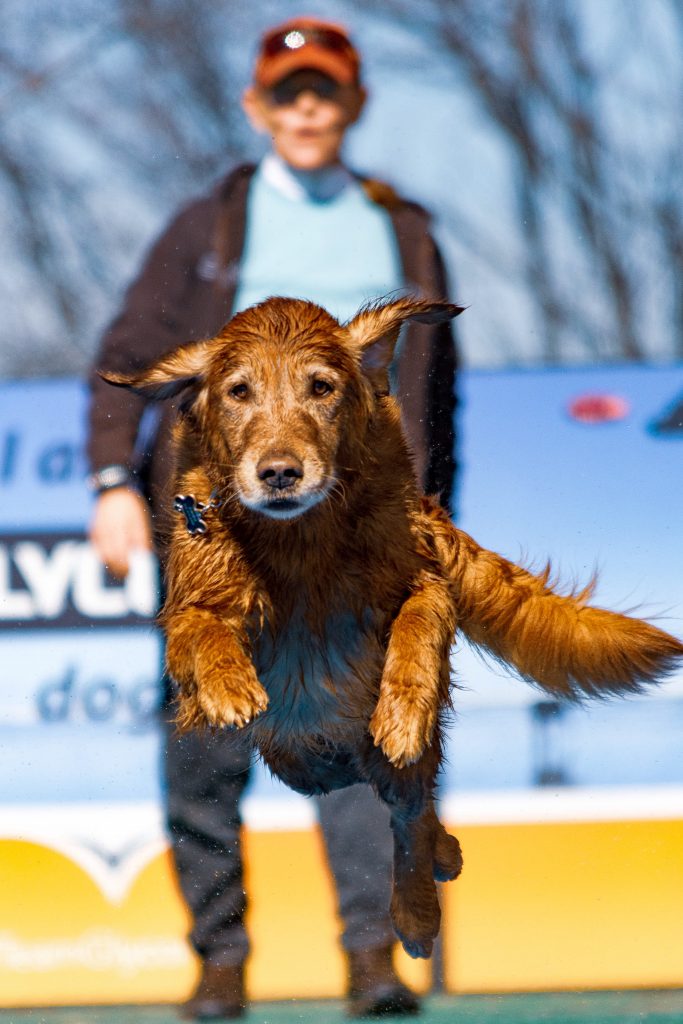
top-left (346, 944), bottom-right (421, 1017)
top-left (180, 962), bottom-right (246, 1020)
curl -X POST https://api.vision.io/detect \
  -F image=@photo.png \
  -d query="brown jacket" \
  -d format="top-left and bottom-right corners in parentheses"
top-left (88, 164), bottom-right (459, 535)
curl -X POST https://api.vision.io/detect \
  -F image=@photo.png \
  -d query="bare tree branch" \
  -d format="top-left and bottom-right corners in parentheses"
top-left (2, 0), bottom-right (682, 373)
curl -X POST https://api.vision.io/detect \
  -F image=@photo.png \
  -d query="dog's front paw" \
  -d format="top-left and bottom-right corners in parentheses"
top-left (369, 688), bottom-right (435, 768)
top-left (197, 671), bottom-right (269, 729)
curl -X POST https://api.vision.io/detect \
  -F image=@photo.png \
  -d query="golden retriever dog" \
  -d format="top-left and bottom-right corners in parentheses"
top-left (103, 296), bottom-right (683, 960)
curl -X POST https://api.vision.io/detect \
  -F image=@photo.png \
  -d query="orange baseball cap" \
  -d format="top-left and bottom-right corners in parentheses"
top-left (253, 17), bottom-right (361, 89)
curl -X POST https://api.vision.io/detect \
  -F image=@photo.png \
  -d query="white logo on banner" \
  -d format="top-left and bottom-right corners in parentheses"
top-left (0, 542), bottom-right (157, 621)
top-left (0, 804), bottom-right (169, 904)
top-left (0, 930), bottom-right (188, 974)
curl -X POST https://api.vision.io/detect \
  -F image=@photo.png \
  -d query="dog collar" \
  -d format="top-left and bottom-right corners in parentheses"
top-left (174, 491), bottom-right (222, 536)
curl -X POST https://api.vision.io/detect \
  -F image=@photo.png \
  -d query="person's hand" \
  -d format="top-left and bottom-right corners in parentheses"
top-left (89, 488), bottom-right (153, 579)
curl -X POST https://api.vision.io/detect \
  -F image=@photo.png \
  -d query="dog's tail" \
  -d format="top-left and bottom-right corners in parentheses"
top-left (425, 503), bottom-right (683, 700)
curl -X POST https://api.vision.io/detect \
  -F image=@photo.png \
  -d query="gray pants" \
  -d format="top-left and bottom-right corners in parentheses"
top-left (162, 716), bottom-right (395, 966)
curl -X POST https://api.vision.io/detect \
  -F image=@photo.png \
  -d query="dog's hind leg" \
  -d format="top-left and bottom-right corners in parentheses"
top-left (389, 802), bottom-right (443, 959)
top-left (362, 738), bottom-right (461, 959)
top-left (426, 801), bottom-right (463, 882)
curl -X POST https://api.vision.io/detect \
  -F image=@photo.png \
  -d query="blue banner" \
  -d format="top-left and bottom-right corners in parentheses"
top-left (1, 369), bottom-right (682, 812)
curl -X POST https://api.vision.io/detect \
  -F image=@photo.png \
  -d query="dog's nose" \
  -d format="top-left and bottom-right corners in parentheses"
top-left (257, 455), bottom-right (304, 490)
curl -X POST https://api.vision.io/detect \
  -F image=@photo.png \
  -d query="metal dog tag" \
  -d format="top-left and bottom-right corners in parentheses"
top-left (174, 492), bottom-right (221, 536)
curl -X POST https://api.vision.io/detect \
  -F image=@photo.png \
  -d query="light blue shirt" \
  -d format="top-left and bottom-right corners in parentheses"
top-left (232, 154), bottom-right (404, 323)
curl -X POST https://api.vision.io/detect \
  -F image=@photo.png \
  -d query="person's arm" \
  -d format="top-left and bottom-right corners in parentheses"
top-left (380, 196), bottom-right (459, 511)
top-left (88, 488), bottom-right (153, 579)
top-left (391, 225), bottom-right (459, 511)
top-left (424, 238), bottom-right (460, 514)
top-left (87, 195), bottom-right (217, 576)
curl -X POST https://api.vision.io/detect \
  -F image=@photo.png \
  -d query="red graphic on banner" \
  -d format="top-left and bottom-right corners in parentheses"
top-left (568, 393), bottom-right (630, 424)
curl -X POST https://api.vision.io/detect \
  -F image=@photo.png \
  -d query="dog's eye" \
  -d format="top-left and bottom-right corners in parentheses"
top-left (229, 383), bottom-right (249, 400)
top-left (311, 379), bottom-right (334, 397)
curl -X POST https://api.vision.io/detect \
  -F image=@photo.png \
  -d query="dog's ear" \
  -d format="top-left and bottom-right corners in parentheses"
top-left (99, 339), bottom-right (213, 400)
top-left (345, 299), bottom-right (465, 389)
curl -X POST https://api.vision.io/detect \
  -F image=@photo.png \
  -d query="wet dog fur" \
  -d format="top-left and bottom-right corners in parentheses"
top-left (103, 296), bottom-right (683, 959)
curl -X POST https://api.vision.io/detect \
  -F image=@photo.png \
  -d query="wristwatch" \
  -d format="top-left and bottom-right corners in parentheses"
top-left (87, 464), bottom-right (134, 495)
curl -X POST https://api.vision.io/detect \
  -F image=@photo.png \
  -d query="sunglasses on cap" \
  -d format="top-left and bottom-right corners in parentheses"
top-left (268, 72), bottom-right (345, 106)
top-left (261, 24), bottom-right (355, 60)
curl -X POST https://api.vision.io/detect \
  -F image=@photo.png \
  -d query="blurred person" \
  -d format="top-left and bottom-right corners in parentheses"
top-left (87, 17), bottom-right (459, 1021)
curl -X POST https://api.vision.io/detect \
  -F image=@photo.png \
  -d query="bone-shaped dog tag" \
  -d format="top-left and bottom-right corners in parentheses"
top-left (174, 494), bottom-right (209, 536)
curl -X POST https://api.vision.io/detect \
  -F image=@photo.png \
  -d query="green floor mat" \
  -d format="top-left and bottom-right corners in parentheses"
top-left (3, 991), bottom-right (683, 1024)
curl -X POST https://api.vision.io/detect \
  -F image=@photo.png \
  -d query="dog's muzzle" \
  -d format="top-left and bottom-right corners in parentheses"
top-left (257, 455), bottom-right (304, 491)
top-left (237, 451), bottom-right (331, 520)
top-left (256, 455), bottom-right (306, 516)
